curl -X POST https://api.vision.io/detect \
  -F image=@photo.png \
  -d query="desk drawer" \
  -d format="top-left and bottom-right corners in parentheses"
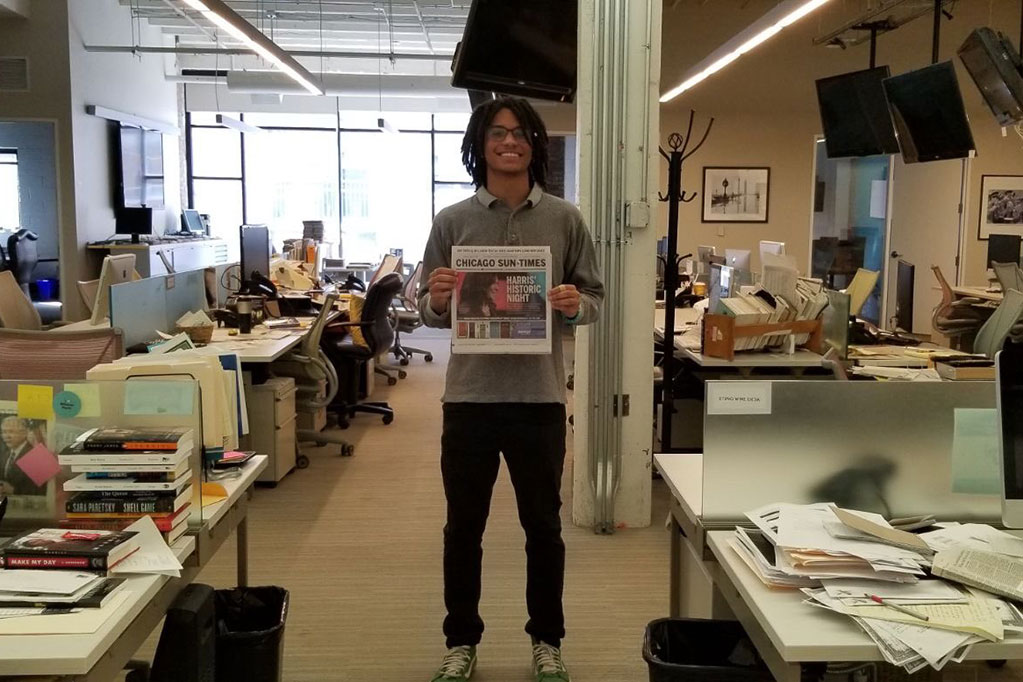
top-left (274, 385), bottom-right (296, 425)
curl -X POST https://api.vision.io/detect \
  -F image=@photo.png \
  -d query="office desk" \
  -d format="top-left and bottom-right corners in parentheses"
top-left (653, 307), bottom-right (702, 338)
top-left (706, 530), bottom-right (1023, 682)
top-left (951, 285), bottom-right (1003, 303)
top-left (0, 456), bottom-right (267, 680)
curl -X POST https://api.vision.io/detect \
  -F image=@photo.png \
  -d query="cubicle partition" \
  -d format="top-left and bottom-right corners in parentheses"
top-left (701, 379), bottom-right (999, 523)
top-left (110, 269), bottom-right (206, 347)
top-left (0, 378), bottom-right (205, 530)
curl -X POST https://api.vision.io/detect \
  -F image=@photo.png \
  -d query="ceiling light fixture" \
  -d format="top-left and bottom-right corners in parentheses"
top-left (660, 0), bottom-right (833, 103)
top-left (181, 0), bottom-right (323, 95)
top-left (216, 114), bottom-right (262, 134)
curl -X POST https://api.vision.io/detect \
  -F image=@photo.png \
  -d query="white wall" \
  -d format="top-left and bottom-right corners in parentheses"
top-left (68, 0), bottom-right (181, 314)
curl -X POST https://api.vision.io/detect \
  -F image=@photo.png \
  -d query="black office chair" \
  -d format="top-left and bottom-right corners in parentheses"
top-left (322, 272), bottom-right (403, 428)
top-left (7, 229), bottom-right (38, 297)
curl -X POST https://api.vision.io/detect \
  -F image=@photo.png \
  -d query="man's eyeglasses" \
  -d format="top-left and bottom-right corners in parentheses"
top-left (486, 125), bottom-right (530, 143)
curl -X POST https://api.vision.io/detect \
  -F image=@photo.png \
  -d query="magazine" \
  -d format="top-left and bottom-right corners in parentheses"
top-left (451, 245), bottom-right (552, 354)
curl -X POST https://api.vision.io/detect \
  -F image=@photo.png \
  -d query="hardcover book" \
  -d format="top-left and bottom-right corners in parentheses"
top-left (3, 529), bottom-right (139, 571)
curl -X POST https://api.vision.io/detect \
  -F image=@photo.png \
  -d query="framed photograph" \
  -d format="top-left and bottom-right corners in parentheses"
top-left (0, 402), bottom-right (57, 520)
top-left (979, 175), bottom-right (1023, 240)
top-left (702, 167), bottom-right (770, 223)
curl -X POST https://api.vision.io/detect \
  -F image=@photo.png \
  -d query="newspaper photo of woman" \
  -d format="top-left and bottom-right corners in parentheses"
top-left (457, 272), bottom-right (500, 318)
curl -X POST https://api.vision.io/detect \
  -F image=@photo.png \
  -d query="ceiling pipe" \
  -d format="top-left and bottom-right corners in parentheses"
top-left (84, 44), bottom-right (453, 60)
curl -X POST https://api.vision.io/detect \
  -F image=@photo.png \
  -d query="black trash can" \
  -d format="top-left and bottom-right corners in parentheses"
top-left (643, 618), bottom-right (773, 682)
top-left (215, 586), bottom-right (289, 682)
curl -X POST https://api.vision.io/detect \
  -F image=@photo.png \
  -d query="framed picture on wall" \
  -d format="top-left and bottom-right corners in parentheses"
top-left (978, 175), bottom-right (1023, 240)
top-left (702, 167), bottom-right (770, 223)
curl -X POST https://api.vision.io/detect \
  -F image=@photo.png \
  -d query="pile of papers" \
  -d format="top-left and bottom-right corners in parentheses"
top-left (716, 278), bottom-right (829, 352)
top-left (730, 503), bottom-right (1023, 672)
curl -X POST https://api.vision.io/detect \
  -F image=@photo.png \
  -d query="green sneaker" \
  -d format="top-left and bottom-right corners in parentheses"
top-left (430, 645), bottom-right (477, 681)
top-left (531, 641), bottom-right (570, 681)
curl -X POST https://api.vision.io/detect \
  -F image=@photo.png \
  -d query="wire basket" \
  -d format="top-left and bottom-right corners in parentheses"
top-left (176, 324), bottom-right (214, 345)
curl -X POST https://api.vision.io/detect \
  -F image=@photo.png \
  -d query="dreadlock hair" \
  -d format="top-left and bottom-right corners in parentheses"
top-left (461, 96), bottom-right (550, 190)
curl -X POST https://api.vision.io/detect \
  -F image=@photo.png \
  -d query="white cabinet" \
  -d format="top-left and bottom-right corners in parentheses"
top-left (103, 239), bottom-right (230, 277)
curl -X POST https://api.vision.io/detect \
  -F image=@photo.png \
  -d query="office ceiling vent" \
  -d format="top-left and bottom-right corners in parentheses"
top-left (0, 57), bottom-right (28, 91)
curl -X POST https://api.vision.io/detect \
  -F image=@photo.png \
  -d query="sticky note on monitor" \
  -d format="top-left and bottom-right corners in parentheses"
top-left (15, 444), bottom-right (61, 487)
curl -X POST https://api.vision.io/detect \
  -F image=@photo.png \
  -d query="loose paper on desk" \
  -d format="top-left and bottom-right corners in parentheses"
top-left (832, 507), bottom-right (931, 553)
top-left (0, 570), bottom-right (99, 596)
top-left (841, 596), bottom-right (1004, 641)
top-left (922, 523), bottom-right (1023, 557)
top-left (951, 408), bottom-right (1001, 495)
top-left (450, 245), bottom-right (552, 355)
top-left (823, 579), bottom-right (965, 604)
top-left (0, 591), bottom-right (130, 635)
top-left (110, 516), bottom-right (182, 577)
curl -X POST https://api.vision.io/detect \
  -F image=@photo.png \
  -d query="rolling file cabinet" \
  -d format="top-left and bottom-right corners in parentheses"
top-left (240, 377), bottom-right (297, 484)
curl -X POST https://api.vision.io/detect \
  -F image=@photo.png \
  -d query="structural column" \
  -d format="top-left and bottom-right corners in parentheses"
top-left (572, 0), bottom-right (662, 530)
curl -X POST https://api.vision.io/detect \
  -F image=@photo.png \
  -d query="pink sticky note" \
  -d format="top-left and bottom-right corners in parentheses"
top-left (15, 444), bottom-right (61, 487)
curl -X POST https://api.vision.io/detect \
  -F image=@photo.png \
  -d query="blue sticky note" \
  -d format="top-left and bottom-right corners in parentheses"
top-left (123, 381), bottom-right (195, 416)
top-left (52, 391), bottom-right (82, 418)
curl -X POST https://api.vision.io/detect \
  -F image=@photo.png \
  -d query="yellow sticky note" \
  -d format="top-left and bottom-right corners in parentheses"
top-left (63, 383), bottom-right (102, 418)
top-left (17, 385), bottom-right (53, 420)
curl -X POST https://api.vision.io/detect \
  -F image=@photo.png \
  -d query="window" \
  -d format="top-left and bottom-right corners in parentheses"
top-left (339, 131), bottom-right (432, 264)
top-left (188, 117), bottom-right (244, 258)
top-left (0, 149), bottom-right (19, 230)
top-left (245, 129), bottom-right (340, 249)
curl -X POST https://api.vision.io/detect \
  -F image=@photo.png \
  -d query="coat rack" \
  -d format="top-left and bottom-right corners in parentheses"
top-left (658, 111), bottom-right (713, 452)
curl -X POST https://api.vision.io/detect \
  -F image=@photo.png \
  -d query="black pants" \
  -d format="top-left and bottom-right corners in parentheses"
top-left (441, 402), bottom-right (567, 649)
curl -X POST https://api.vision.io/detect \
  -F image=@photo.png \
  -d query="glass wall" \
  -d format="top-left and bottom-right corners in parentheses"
top-left (186, 111), bottom-right (576, 268)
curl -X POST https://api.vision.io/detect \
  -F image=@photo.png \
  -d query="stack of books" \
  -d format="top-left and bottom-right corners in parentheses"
top-left (57, 427), bottom-right (194, 546)
top-left (2, 528), bottom-right (140, 573)
top-left (717, 279), bottom-right (830, 351)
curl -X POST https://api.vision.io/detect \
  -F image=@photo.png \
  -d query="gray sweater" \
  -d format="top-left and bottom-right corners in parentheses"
top-left (419, 185), bottom-right (604, 403)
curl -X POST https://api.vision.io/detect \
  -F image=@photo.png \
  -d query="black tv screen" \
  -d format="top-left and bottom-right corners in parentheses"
top-left (882, 61), bottom-right (976, 164)
top-left (816, 66), bottom-right (900, 158)
top-left (115, 123), bottom-right (164, 209)
top-left (958, 27), bottom-right (1023, 126)
top-left (451, 0), bottom-right (577, 102)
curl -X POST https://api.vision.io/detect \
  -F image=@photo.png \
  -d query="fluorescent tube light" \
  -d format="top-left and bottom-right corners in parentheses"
top-left (215, 114), bottom-right (262, 134)
top-left (661, 0), bottom-right (833, 102)
top-left (182, 0), bottom-right (323, 95)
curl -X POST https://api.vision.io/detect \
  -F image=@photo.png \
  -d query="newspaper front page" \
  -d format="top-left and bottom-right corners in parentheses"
top-left (451, 245), bottom-right (552, 354)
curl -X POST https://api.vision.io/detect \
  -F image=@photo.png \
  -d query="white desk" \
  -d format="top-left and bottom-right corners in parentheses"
top-left (0, 456), bottom-right (267, 679)
top-left (706, 530), bottom-right (1023, 682)
top-left (653, 307), bottom-right (702, 338)
top-left (680, 347), bottom-right (824, 370)
top-left (951, 285), bottom-right (1003, 303)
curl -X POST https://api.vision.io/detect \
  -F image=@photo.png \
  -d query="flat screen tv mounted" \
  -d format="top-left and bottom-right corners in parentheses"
top-left (815, 66), bottom-right (901, 158)
top-left (958, 27), bottom-right (1023, 126)
top-left (451, 0), bottom-right (577, 102)
top-left (882, 61), bottom-right (976, 164)
top-left (113, 122), bottom-right (164, 209)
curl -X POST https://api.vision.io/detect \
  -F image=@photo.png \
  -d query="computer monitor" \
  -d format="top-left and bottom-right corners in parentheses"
top-left (114, 206), bottom-right (153, 244)
top-left (708, 263), bottom-right (734, 314)
top-left (759, 240), bottom-right (786, 262)
top-left (999, 345), bottom-right (1023, 527)
top-left (894, 260), bottom-right (915, 332)
top-left (181, 209), bottom-right (205, 236)
top-left (988, 233), bottom-right (1022, 268)
top-left (239, 224), bottom-right (271, 286)
top-left (724, 249), bottom-right (751, 273)
top-left (697, 245), bottom-right (717, 265)
top-left (90, 254), bottom-right (136, 325)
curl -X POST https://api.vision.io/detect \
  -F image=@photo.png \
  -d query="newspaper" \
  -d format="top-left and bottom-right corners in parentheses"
top-left (451, 246), bottom-right (552, 354)
top-left (932, 547), bottom-right (1023, 603)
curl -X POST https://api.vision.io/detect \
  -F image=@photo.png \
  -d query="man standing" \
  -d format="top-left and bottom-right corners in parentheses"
top-left (420, 97), bottom-right (604, 682)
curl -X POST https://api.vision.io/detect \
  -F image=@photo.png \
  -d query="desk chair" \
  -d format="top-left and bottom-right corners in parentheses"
top-left (0, 328), bottom-right (123, 379)
top-left (843, 268), bottom-right (879, 318)
top-left (7, 229), bottom-right (38, 297)
top-left (323, 273), bottom-right (402, 428)
top-left (0, 270), bottom-right (43, 330)
top-left (974, 289), bottom-right (1023, 358)
top-left (369, 253), bottom-right (403, 287)
top-left (390, 261), bottom-right (433, 365)
top-left (930, 265), bottom-right (989, 350)
top-left (271, 294), bottom-right (355, 464)
top-left (993, 261), bottom-right (1023, 294)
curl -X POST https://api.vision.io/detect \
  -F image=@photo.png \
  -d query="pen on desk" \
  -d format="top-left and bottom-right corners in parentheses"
top-left (867, 594), bottom-right (930, 621)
